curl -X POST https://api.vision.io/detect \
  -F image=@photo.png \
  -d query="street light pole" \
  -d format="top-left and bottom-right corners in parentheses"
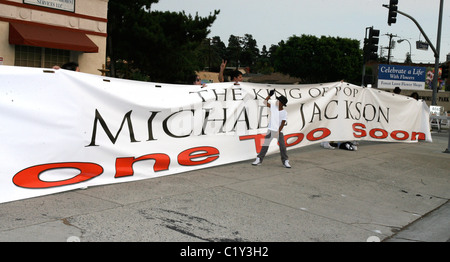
top-left (397, 39), bottom-right (412, 64)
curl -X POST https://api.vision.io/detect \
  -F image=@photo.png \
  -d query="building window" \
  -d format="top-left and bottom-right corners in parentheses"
top-left (43, 48), bottom-right (71, 68)
top-left (14, 45), bottom-right (71, 68)
top-left (14, 45), bottom-right (42, 67)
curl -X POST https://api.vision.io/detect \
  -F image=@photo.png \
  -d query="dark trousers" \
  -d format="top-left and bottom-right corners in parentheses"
top-left (257, 130), bottom-right (288, 163)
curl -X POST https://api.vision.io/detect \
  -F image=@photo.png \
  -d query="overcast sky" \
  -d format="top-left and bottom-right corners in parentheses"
top-left (152, 0), bottom-right (450, 64)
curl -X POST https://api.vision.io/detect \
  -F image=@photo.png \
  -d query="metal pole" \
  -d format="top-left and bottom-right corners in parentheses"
top-left (362, 27), bottom-right (368, 86)
top-left (387, 34), bottom-right (393, 64)
top-left (403, 39), bottom-right (412, 64)
top-left (445, 126), bottom-right (450, 154)
top-left (433, 0), bottom-right (449, 154)
top-left (361, 63), bottom-right (366, 86)
top-left (397, 39), bottom-right (413, 64)
top-left (432, 0), bottom-right (444, 106)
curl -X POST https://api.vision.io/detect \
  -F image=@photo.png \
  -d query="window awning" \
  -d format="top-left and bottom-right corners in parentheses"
top-left (9, 22), bottom-right (99, 53)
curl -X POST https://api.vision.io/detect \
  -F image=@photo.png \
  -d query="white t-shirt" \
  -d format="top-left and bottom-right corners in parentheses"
top-left (268, 105), bottom-right (287, 132)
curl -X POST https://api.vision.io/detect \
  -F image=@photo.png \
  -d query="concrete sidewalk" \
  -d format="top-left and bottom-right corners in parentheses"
top-left (0, 132), bottom-right (449, 242)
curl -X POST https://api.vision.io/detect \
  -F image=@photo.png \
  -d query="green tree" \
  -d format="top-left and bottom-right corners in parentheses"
top-left (107, 0), bottom-right (159, 78)
top-left (107, 0), bottom-right (219, 83)
top-left (254, 45), bottom-right (275, 75)
top-left (195, 36), bottom-right (227, 72)
top-left (226, 35), bottom-right (242, 69)
top-left (225, 34), bottom-right (260, 70)
top-left (272, 35), bottom-right (363, 84)
top-left (404, 52), bottom-right (412, 64)
top-left (240, 34), bottom-right (260, 69)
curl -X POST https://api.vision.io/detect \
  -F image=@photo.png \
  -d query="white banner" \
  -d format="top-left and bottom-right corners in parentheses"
top-left (0, 66), bottom-right (432, 203)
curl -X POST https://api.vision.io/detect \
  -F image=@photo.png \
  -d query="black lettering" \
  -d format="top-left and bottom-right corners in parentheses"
top-left (363, 104), bottom-right (377, 122)
top-left (378, 107), bottom-right (390, 123)
top-left (231, 107), bottom-right (250, 132)
top-left (257, 105), bottom-right (269, 129)
top-left (147, 111), bottom-right (160, 141)
top-left (253, 89), bottom-right (266, 100)
top-left (163, 110), bottom-right (194, 138)
top-left (189, 90), bottom-right (209, 102)
top-left (87, 109), bottom-right (140, 147)
top-left (231, 88), bottom-right (243, 101)
top-left (324, 100), bottom-right (338, 120)
top-left (345, 100), bottom-right (354, 120)
top-left (212, 89), bottom-right (227, 101)
top-left (309, 102), bottom-right (322, 123)
top-left (299, 103), bottom-right (306, 130)
top-left (289, 88), bottom-right (302, 99)
top-left (354, 102), bottom-right (362, 120)
top-left (202, 108), bottom-right (227, 135)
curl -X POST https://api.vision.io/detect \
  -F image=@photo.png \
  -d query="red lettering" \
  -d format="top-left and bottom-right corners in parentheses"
top-left (284, 133), bottom-right (304, 147)
top-left (178, 146), bottom-right (220, 166)
top-left (306, 128), bottom-right (331, 141)
top-left (13, 162), bottom-right (103, 189)
top-left (353, 123), bottom-right (367, 138)
top-left (370, 128), bottom-right (388, 139)
top-left (353, 123), bottom-right (427, 141)
top-left (391, 130), bottom-right (409, 141)
top-left (411, 132), bottom-right (426, 141)
top-left (115, 154), bottom-right (170, 178)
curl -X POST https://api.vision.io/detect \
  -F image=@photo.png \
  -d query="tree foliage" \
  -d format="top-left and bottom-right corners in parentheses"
top-left (272, 35), bottom-right (363, 84)
top-left (108, 0), bottom-right (219, 83)
top-left (195, 36), bottom-right (227, 72)
top-left (107, 2), bottom-right (364, 85)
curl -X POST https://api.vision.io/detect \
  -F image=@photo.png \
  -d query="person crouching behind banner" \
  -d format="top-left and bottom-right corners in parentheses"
top-left (53, 62), bottom-right (80, 72)
top-left (320, 141), bottom-right (358, 151)
top-left (252, 90), bottom-right (291, 168)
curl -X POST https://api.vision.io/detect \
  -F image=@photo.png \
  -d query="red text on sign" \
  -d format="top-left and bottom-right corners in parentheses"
top-left (13, 146), bottom-right (219, 189)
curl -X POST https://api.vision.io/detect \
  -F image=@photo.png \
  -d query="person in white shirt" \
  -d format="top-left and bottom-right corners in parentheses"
top-left (252, 90), bottom-right (291, 168)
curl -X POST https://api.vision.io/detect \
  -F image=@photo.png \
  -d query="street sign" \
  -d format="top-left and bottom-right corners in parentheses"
top-left (416, 41), bottom-right (429, 51)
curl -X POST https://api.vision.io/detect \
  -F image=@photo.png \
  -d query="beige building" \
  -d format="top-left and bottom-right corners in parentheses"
top-left (0, 0), bottom-right (108, 75)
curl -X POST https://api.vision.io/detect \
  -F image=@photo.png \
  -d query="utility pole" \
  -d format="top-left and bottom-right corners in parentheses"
top-left (385, 33), bottom-right (398, 64)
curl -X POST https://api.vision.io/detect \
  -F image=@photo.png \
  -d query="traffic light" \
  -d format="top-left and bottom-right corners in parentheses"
top-left (364, 27), bottom-right (380, 61)
top-left (441, 64), bottom-right (449, 79)
top-left (388, 0), bottom-right (398, 26)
